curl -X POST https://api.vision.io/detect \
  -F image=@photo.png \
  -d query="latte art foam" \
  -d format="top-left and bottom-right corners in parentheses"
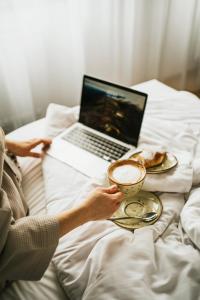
top-left (112, 164), bottom-right (142, 184)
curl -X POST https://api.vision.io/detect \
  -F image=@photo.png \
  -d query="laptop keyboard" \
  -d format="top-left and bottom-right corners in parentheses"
top-left (62, 127), bottom-right (130, 162)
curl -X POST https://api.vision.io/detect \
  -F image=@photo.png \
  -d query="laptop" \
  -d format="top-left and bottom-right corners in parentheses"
top-left (47, 75), bottom-right (147, 179)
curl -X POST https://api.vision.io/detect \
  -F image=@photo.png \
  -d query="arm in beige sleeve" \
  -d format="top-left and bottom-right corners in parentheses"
top-left (0, 189), bottom-right (59, 283)
top-left (0, 130), bottom-right (59, 284)
top-left (0, 186), bottom-right (122, 284)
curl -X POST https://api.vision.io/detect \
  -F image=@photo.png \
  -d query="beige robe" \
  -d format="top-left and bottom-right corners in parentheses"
top-left (0, 128), bottom-right (59, 292)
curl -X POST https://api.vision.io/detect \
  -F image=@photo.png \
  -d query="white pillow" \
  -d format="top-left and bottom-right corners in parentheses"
top-left (45, 103), bottom-right (79, 138)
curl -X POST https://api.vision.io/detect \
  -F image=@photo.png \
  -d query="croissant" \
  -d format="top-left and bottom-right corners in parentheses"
top-left (138, 151), bottom-right (166, 168)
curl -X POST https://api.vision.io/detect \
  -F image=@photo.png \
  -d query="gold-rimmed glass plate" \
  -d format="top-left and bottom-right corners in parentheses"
top-left (130, 152), bottom-right (178, 174)
top-left (111, 191), bottom-right (162, 230)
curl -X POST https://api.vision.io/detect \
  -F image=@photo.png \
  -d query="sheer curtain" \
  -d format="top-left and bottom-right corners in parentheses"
top-left (0, 0), bottom-right (199, 132)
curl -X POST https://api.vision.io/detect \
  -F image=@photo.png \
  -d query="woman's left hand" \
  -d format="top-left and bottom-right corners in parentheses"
top-left (5, 138), bottom-right (52, 158)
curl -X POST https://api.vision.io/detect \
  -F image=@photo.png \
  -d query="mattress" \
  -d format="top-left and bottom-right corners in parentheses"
top-left (1, 79), bottom-right (188, 300)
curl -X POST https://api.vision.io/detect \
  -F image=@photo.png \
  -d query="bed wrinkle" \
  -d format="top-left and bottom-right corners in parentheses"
top-left (41, 88), bottom-right (200, 299)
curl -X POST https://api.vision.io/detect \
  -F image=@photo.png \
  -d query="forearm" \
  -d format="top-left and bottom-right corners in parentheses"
top-left (56, 204), bottom-right (91, 237)
top-left (56, 185), bottom-right (123, 237)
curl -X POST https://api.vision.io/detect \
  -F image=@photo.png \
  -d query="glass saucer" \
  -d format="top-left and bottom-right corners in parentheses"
top-left (130, 152), bottom-right (178, 174)
top-left (111, 191), bottom-right (162, 230)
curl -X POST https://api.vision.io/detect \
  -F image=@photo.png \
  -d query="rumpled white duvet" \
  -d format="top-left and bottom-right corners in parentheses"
top-left (43, 90), bottom-right (200, 300)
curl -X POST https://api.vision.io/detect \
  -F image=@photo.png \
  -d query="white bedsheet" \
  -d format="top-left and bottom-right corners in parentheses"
top-left (2, 79), bottom-right (200, 300)
top-left (42, 80), bottom-right (200, 299)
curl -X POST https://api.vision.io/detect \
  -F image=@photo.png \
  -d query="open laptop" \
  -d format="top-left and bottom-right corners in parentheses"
top-left (47, 75), bottom-right (147, 179)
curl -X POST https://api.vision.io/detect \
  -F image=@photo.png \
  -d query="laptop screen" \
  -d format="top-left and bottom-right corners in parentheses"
top-left (79, 75), bottom-right (147, 146)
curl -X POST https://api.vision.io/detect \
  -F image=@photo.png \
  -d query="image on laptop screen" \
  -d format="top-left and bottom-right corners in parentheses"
top-left (79, 76), bottom-right (147, 146)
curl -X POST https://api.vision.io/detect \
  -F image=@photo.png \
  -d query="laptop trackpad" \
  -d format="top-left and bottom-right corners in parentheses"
top-left (47, 138), bottom-right (109, 180)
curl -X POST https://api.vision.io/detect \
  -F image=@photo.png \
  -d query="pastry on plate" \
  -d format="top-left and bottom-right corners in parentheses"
top-left (137, 150), bottom-right (166, 169)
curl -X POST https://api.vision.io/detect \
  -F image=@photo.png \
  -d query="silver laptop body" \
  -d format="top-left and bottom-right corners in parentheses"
top-left (47, 75), bottom-right (147, 180)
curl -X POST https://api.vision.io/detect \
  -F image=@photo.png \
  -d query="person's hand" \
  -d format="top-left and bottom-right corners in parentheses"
top-left (80, 185), bottom-right (124, 221)
top-left (5, 138), bottom-right (52, 158)
top-left (56, 185), bottom-right (124, 237)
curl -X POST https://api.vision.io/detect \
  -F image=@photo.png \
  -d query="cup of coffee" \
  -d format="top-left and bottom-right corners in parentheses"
top-left (108, 159), bottom-right (146, 198)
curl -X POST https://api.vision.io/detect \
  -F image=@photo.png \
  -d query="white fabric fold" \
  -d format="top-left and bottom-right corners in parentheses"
top-left (100, 125), bottom-right (197, 193)
top-left (44, 103), bottom-right (199, 192)
top-left (192, 130), bottom-right (200, 186)
top-left (42, 153), bottom-right (200, 300)
top-left (141, 127), bottom-right (197, 192)
top-left (143, 151), bottom-right (192, 193)
top-left (42, 90), bottom-right (200, 300)
top-left (181, 186), bottom-right (200, 250)
top-left (45, 103), bottom-right (79, 138)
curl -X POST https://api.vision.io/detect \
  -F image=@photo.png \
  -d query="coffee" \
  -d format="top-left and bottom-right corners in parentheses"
top-left (112, 164), bottom-right (142, 184)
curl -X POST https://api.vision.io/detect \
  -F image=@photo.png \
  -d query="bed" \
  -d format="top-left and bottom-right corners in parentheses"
top-left (1, 79), bottom-right (200, 300)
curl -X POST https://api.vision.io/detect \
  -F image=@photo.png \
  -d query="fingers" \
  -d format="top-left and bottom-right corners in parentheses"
top-left (101, 186), bottom-right (124, 202)
top-left (115, 201), bottom-right (121, 209)
top-left (112, 191), bottom-right (124, 202)
top-left (29, 151), bottom-right (42, 158)
top-left (25, 138), bottom-right (52, 158)
top-left (29, 138), bottom-right (52, 148)
top-left (42, 143), bottom-right (51, 152)
top-left (42, 138), bottom-right (52, 146)
top-left (101, 185), bottom-right (119, 194)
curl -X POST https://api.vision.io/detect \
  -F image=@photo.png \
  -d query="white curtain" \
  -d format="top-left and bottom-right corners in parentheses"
top-left (0, 0), bottom-right (199, 132)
